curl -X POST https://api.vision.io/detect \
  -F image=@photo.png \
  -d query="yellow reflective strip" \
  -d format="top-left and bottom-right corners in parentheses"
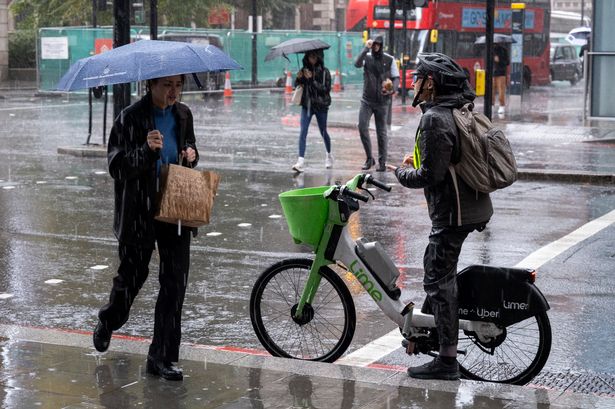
top-left (414, 130), bottom-right (422, 168)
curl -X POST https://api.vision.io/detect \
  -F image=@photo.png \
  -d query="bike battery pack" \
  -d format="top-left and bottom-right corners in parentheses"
top-left (355, 238), bottom-right (401, 295)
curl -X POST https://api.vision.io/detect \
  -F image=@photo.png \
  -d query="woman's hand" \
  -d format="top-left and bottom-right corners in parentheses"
top-left (303, 69), bottom-right (313, 79)
top-left (297, 70), bottom-right (304, 79)
top-left (183, 147), bottom-right (197, 163)
top-left (147, 130), bottom-right (163, 151)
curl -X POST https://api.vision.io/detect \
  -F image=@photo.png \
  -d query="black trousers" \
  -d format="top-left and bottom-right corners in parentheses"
top-left (98, 221), bottom-right (191, 362)
top-left (421, 226), bottom-right (473, 347)
top-left (358, 100), bottom-right (389, 167)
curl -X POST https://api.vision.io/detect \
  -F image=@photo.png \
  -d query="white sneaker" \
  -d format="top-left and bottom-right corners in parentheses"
top-left (498, 106), bottom-right (505, 114)
top-left (292, 157), bottom-right (305, 173)
top-left (325, 153), bottom-right (333, 169)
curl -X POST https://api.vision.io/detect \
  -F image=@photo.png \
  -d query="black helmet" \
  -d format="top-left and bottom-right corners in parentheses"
top-left (416, 53), bottom-right (468, 93)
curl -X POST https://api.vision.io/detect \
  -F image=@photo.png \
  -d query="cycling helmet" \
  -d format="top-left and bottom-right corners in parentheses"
top-left (416, 52), bottom-right (468, 92)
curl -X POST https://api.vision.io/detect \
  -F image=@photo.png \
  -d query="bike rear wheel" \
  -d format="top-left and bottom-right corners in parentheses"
top-left (250, 258), bottom-right (356, 362)
top-left (458, 311), bottom-right (552, 385)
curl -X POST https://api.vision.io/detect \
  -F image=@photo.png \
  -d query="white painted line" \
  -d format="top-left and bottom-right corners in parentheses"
top-left (89, 265), bottom-right (108, 270)
top-left (515, 209), bottom-right (615, 269)
top-left (337, 209), bottom-right (615, 367)
top-left (336, 329), bottom-right (402, 366)
top-left (44, 279), bottom-right (64, 284)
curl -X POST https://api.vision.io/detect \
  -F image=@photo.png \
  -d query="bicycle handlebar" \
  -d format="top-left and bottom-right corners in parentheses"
top-left (365, 175), bottom-right (392, 192)
top-left (341, 186), bottom-right (370, 202)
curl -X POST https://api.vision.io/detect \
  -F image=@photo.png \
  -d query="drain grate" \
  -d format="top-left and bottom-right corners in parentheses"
top-left (530, 370), bottom-right (615, 397)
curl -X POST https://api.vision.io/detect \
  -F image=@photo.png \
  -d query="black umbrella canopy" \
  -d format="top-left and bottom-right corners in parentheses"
top-left (474, 34), bottom-right (516, 45)
top-left (265, 38), bottom-right (331, 62)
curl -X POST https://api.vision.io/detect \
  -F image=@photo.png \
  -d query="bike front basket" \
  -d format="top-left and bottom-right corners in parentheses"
top-left (279, 186), bottom-right (330, 249)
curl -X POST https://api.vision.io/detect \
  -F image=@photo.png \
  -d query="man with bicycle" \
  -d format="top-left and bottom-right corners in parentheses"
top-left (389, 53), bottom-right (493, 380)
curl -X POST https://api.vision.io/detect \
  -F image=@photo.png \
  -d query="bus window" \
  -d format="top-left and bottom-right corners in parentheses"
top-left (456, 32), bottom-right (482, 59)
top-left (524, 33), bottom-right (548, 57)
top-left (433, 30), bottom-right (457, 57)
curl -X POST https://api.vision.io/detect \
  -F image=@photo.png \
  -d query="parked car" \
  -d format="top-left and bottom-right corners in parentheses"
top-left (550, 43), bottom-right (582, 85)
top-left (157, 32), bottom-right (226, 91)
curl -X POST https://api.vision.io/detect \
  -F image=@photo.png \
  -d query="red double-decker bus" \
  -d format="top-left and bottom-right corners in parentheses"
top-left (346, 0), bottom-right (551, 88)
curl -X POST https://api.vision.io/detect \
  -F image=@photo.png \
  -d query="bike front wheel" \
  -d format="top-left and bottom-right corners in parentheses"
top-left (458, 311), bottom-right (552, 385)
top-left (250, 258), bottom-right (356, 362)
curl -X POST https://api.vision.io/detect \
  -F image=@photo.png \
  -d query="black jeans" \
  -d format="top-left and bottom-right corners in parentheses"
top-left (98, 221), bottom-right (191, 363)
top-left (358, 100), bottom-right (389, 167)
top-left (421, 226), bottom-right (475, 347)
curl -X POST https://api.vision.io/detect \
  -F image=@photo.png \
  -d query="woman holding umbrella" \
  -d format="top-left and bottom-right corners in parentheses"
top-left (93, 74), bottom-right (199, 381)
top-left (292, 49), bottom-right (334, 173)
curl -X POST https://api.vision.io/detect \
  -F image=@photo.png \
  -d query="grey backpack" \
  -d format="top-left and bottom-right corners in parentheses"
top-left (451, 103), bottom-right (517, 193)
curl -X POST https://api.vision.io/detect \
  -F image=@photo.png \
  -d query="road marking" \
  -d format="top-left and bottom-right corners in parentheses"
top-left (515, 209), bottom-right (615, 269)
top-left (0, 103), bottom-right (86, 112)
top-left (336, 208), bottom-right (615, 367)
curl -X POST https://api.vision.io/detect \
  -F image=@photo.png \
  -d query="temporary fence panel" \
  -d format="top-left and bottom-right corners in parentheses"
top-left (38, 27), bottom-right (365, 92)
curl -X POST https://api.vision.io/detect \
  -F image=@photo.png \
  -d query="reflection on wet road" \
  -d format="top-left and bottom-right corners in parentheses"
top-left (0, 83), bottom-right (614, 382)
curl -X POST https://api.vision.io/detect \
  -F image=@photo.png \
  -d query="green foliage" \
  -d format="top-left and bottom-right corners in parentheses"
top-left (10, 0), bottom-right (113, 29)
top-left (8, 29), bottom-right (37, 68)
top-left (9, 0), bottom-right (310, 30)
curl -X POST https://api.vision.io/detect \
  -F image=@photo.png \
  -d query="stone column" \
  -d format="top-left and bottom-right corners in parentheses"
top-left (0, 0), bottom-right (8, 82)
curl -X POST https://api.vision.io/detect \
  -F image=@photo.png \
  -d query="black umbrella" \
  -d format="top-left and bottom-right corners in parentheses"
top-left (474, 34), bottom-right (516, 45)
top-left (265, 38), bottom-right (331, 62)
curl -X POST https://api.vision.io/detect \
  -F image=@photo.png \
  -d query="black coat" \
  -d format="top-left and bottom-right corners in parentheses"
top-left (493, 45), bottom-right (509, 77)
top-left (395, 94), bottom-right (493, 228)
top-left (107, 93), bottom-right (199, 247)
top-left (295, 54), bottom-right (332, 112)
top-left (354, 46), bottom-right (398, 105)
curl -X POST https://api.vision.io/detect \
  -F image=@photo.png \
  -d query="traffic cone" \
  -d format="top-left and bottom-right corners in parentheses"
top-left (333, 69), bottom-right (342, 92)
top-left (223, 71), bottom-right (233, 97)
top-left (285, 70), bottom-right (293, 94)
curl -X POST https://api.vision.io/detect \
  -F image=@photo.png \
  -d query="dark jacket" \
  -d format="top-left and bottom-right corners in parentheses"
top-left (354, 42), bottom-right (399, 105)
top-left (107, 93), bottom-right (199, 247)
top-left (494, 45), bottom-right (509, 77)
top-left (395, 93), bottom-right (493, 228)
top-left (295, 52), bottom-right (332, 112)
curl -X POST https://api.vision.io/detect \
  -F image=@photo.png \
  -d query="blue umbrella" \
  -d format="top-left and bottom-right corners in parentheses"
top-left (56, 40), bottom-right (242, 91)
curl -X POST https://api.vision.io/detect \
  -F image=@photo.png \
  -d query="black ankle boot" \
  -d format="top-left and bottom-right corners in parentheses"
top-left (361, 157), bottom-right (375, 170)
top-left (146, 356), bottom-right (183, 381)
top-left (93, 321), bottom-right (112, 353)
top-left (407, 356), bottom-right (460, 380)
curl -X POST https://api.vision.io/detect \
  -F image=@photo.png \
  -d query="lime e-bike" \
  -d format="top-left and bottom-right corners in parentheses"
top-left (249, 173), bottom-right (551, 385)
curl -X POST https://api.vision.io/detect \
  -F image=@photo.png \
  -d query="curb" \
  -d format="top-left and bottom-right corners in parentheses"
top-left (55, 145), bottom-right (614, 185)
top-left (57, 145), bottom-right (106, 158)
top-left (0, 323), bottom-right (612, 408)
top-left (517, 169), bottom-right (615, 184)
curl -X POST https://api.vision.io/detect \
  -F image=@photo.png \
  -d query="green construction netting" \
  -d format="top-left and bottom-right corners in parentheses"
top-left (38, 26), bottom-right (365, 91)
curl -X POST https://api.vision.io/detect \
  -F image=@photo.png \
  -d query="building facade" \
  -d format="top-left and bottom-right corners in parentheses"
top-left (552, 0), bottom-right (592, 15)
top-left (0, 0), bottom-right (8, 82)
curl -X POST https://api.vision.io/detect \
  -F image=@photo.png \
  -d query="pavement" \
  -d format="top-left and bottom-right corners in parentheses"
top-left (1, 324), bottom-right (614, 409)
top-left (1, 84), bottom-right (614, 408)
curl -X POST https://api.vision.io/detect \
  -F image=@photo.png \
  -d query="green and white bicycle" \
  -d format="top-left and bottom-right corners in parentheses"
top-left (250, 173), bottom-right (552, 385)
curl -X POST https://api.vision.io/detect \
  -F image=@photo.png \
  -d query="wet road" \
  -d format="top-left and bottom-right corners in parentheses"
top-left (0, 82), bottom-right (614, 387)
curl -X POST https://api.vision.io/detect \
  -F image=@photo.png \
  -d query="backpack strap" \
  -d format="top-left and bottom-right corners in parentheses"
top-left (448, 165), bottom-right (462, 227)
